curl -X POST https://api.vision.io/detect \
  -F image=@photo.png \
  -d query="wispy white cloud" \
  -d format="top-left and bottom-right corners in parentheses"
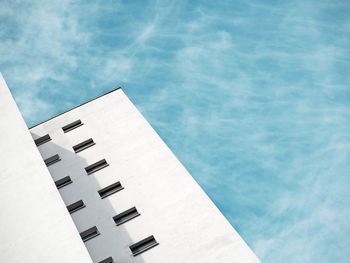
top-left (0, 0), bottom-right (91, 120)
top-left (135, 1), bottom-right (350, 262)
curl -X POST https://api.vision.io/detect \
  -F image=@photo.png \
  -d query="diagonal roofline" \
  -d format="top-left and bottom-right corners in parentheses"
top-left (29, 87), bottom-right (121, 129)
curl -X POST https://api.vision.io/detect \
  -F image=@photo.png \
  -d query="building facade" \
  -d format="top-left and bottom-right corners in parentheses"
top-left (0, 73), bottom-right (260, 263)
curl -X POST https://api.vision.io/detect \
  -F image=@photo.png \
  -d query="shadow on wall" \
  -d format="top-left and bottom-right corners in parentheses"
top-left (31, 131), bottom-right (148, 263)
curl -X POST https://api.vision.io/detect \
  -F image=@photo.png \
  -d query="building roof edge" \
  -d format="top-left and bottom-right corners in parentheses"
top-left (29, 87), bottom-right (121, 129)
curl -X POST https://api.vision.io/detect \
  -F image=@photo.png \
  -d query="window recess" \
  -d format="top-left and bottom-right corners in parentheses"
top-left (113, 207), bottom-right (140, 226)
top-left (73, 138), bottom-right (95, 153)
top-left (85, 159), bottom-right (109, 175)
top-left (98, 257), bottom-right (114, 263)
top-left (80, 226), bottom-right (100, 242)
top-left (55, 176), bottom-right (72, 189)
top-left (62, 120), bottom-right (83, 133)
top-left (34, 134), bottom-right (51, 146)
top-left (67, 200), bottom-right (85, 214)
top-left (98, 181), bottom-right (124, 199)
top-left (130, 236), bottom-right (159, 256)
top-left (44, 154), bottom-right (61, 166)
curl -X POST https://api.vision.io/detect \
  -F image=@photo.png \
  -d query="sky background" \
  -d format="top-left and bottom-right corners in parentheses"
top-left (1, 0), bottom-right (350, 262)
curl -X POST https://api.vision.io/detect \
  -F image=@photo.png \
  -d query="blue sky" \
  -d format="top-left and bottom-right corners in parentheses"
top-left (1, 0), bottom-right (350, 262)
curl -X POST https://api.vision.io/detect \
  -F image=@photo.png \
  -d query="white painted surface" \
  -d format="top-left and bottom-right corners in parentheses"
top-left (31, 88), bottom-right (261, 263)
top-left (0, 73), bottom-right (93, 263)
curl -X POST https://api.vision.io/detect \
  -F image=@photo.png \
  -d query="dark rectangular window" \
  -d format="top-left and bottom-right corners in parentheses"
top-left (67, 200), bottom-right (85, 214)
top-left (62, 120), bottom-right (83, 133)
top-left (85, 159), bottom-right (109, 175)
top-left (113, 207), bottom-right (140, 226)
top-left (98, 182), bottom-right (124, 199)
top-left (80, 226), bottom-right (100, 242)
top-left (98, 257), bottom-right (114, 263)
top-left (34, 134), bottom-right (51, 146)
top-left (130, 236), bottom-right (159, 256)
top-left (55, 176), bottom-right (72, 189)
top-left (44, 154), bottom-right (61, 166)
top-left (73, 138), bottom-right (95, 153)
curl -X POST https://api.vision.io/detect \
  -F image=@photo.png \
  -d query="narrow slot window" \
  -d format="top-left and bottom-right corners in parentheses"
top-left (44, 154), bottom-right (61, 166)
top-left (73, 138), bottom-right (95, 153)
top-left (130, 236), bottom-right (159, 256)
top-left (67, 200), bottom-right (85, 214)
top-left (98, 257), bottom-right (114, 263)
top-left (98, 181), bottom-right (124, 199)
top-left (62, 119), bottom-right (83, 133)
top-left (80, 226), bottom-right (100, 242)
top-left (55, 176), bottom-right (72, 189)
top-left (85, 159), bottom-right (109, 175)
top-left (113, 207), bottom-right (140, 226)
top-left (34, 134), bottom-right (51, 146)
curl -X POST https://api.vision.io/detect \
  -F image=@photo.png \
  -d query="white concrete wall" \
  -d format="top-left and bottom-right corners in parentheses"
top-left (0, 73), bottom-right (93, 263)
top-left (30, 88), bottom-right (261, 263)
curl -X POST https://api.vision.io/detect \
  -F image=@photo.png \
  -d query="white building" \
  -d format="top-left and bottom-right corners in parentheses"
top-left (0, 73), bottom-right (260, 263)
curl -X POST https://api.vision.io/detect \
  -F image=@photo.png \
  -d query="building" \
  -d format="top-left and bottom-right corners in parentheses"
top-left (0, 73), bottom-right (260, 263)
